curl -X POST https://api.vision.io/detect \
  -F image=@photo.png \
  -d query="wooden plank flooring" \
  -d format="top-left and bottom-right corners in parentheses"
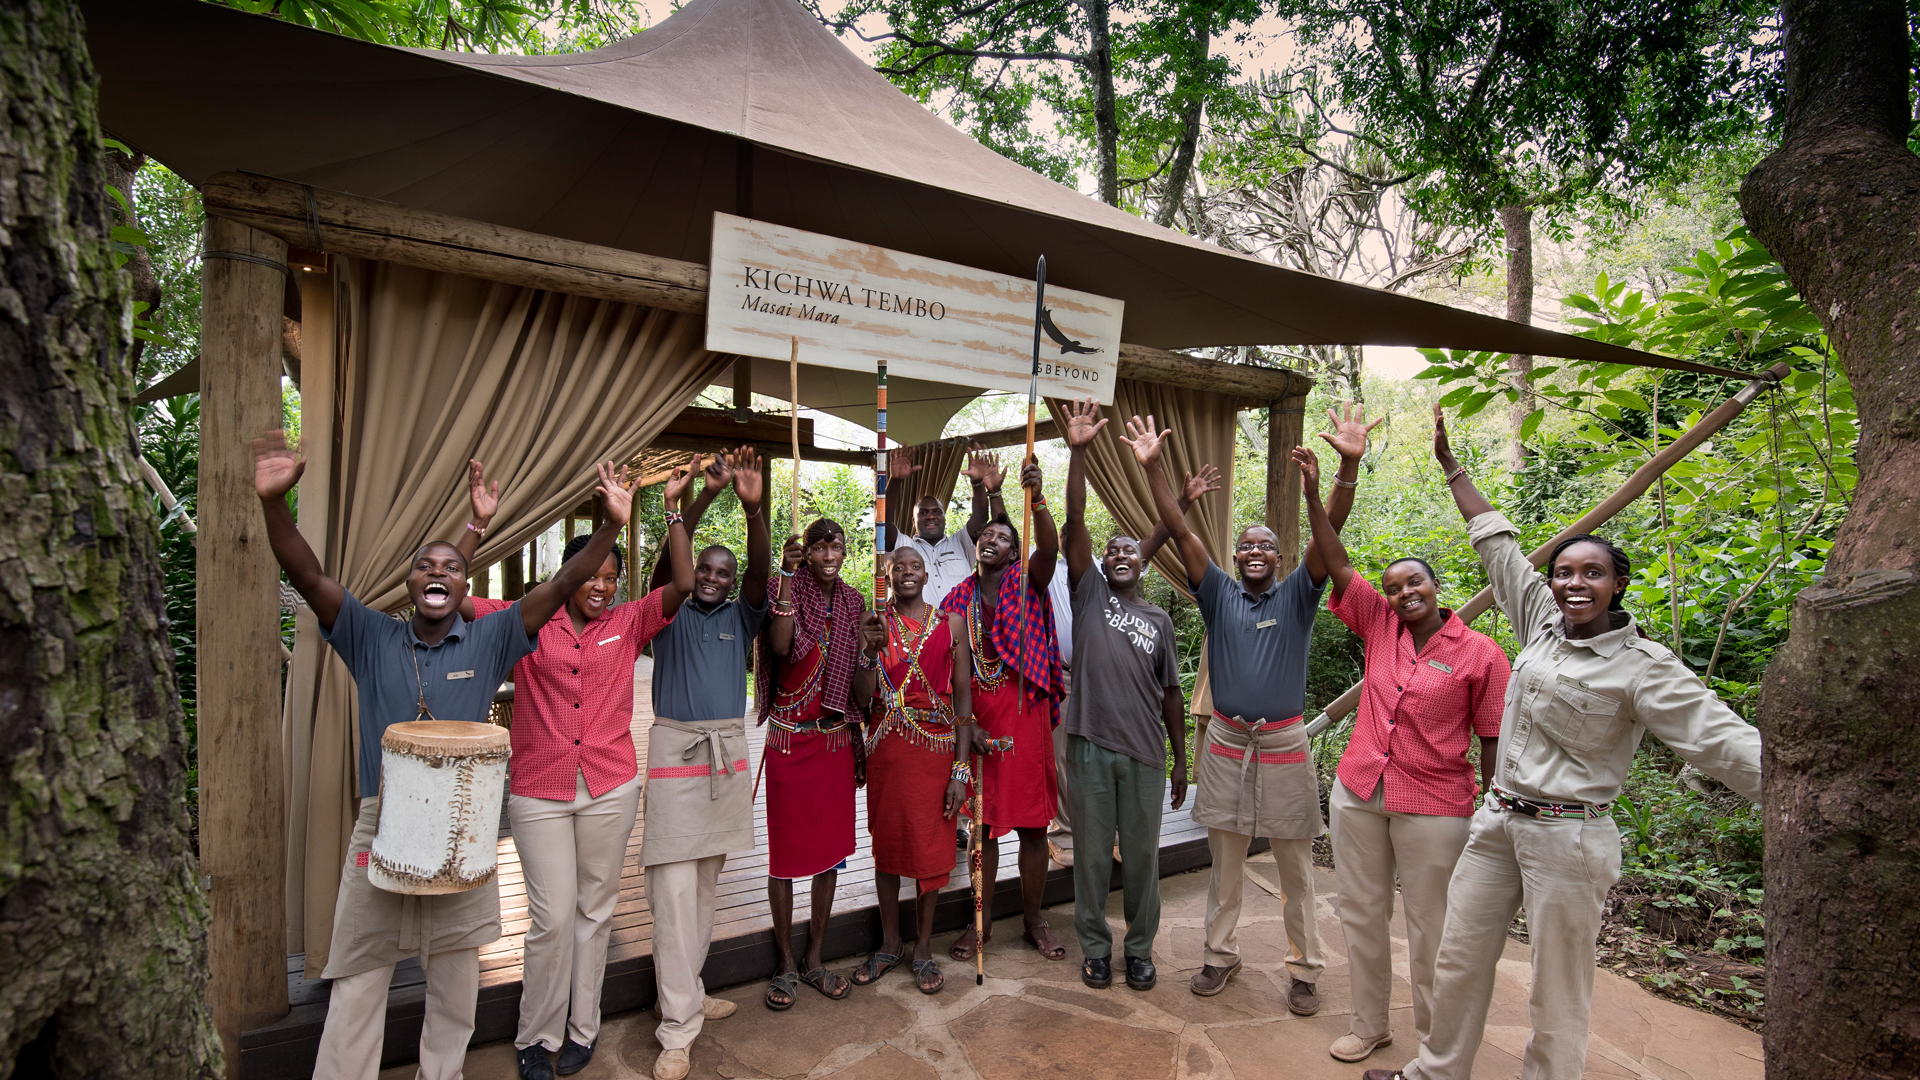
top-left (242, 656), bottom-right (1226, 1079)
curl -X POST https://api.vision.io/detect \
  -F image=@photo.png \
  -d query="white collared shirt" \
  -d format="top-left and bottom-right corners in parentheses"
top-left (893, 528), bottom-right (977, 610)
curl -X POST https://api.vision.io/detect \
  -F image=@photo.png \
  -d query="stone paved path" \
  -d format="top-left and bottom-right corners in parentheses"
top-left (391, 853), bottom-right (1764, 1080)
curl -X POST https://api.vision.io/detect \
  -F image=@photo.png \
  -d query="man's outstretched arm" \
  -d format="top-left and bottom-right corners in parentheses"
top-left (254, 432), bottom-right (345, 629)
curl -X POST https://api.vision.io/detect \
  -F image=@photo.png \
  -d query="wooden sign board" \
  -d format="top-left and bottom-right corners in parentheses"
top-left (706, 213), bottom-right (1123, 404)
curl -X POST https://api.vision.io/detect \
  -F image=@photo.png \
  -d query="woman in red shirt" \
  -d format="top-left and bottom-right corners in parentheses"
top-left (460, 458), bottom-right (694, 1080)
top-left (1294, 446), bottom-right (1511, 1067)
top-left (850, 545), bottom-right (975, 995)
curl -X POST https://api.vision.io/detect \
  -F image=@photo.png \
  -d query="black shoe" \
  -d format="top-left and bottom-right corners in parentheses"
top-left (1125, 955), bottom-right (1157, 991)
top-left (956, 824), bottom-right (971, 848)
top-left (1081, 955), bottom-right (1112, 989)
top-left (518, 1046), bottom-right (554, 1080)
top-left (556, 1040), bottom-right (596, 1076)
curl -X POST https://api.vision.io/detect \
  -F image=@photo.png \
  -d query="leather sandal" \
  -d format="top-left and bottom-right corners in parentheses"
top-left (764, 972), bottom-right (799, 1011)
top-left (911, 958), bottom-right (944, 994)
top-left (852, 951), bottom-right (901, 985)
top-left (800, 966), bottom-right (852, 1000)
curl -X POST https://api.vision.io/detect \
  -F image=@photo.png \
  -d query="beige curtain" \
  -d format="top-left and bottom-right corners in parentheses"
top-left (285, 259), bottom-right (731, 974)
top-left (887, 436), bottom-right (970, 535)
top-left (1047, 379), bottom-right (1241, 716)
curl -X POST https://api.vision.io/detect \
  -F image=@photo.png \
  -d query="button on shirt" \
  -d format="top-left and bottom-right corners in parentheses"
top-left (1469, 511), bottom-right (1762, 806)
top-left (651, 595), bottom-right (768, 721)
top-left (1194, 561), bottom-right (1324, 722)
top-left (320, 592), bottom-right (537, 799)
top-left (474, 590), bottom-right (675, 800)
top-left (1329, 574), bottom-right (1510, 816)
top-left (893, 528), bottom-right (978, 610)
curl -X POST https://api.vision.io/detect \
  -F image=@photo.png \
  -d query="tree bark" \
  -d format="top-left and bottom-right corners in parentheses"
top-left (1739, 0), bottom-right (1920, 1074)
top-left (1085, 0), bottom-right (1120, 206)
top-left (1153, 20), bottom-right (1208, 228)
top-left (0, 1), bottom-right (221, 1077)
top-left (1500, 202), bottom-right (1535, 468)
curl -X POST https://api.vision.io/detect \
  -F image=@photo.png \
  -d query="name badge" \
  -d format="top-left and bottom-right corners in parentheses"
top-left (1428, 660), bottom-right (1454, 673)
top-left (1255, 619), bottom-right (1277, 629)
top-left (447, 670), bottom-right (475, 680)
top-left (597, 634), bottom-right (621, 646)
top-left (719, 633), bottom-right (736, 641)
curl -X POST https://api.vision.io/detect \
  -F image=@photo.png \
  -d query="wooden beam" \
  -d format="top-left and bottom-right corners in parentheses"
top-left (201, 173), bottom-right (710, 314)
top-left (965, 418), bottom-right (1060, 451)
top-left (665, 405), bottom-right (813, 446)
top-left (648, 430), bottom-right (870, 467)
top-left (1119, 343), bottom-right (1313, 401)
top-left (198, 217), bottom-right (291, 1074)
top-left (1266, 395), bottom-right (1308, 577)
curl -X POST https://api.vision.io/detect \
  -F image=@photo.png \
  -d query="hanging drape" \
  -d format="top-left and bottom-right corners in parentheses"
top-left (1047, 380), bottom-right (1242, 716)
top-left (886, 436), bottom-right (970, 536)
top-left (284, 259), bottom-right (731, 974)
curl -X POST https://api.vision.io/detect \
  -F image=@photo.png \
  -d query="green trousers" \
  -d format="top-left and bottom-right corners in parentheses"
top-left (1065, 734), bottom-right (1165, 960)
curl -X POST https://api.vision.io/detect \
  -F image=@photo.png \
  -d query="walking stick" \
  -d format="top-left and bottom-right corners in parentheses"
top-left (970, 749), bottom-right (986, 985)
top-left (875, 356), bottom-right (889, 609)
top-left (1302, 361), bottom-right (1791, 736)
top-left (1022, 256), bottom-right (1045, 572)
top-left (789, 335), bottom-right (802, 538)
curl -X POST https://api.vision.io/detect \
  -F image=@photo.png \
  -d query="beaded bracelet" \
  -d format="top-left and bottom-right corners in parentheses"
top-left (1444, 465), bottom-right (1467, 486)
top-left (856, 651), bottom-right (879, 670)
top-left (1333, 475), bottom-right (1358, 489)
top-left (465, 521), bottom-right (487, 537)
top-left (950, 760), bottom-right (973, 784)
top-left (664, 510), bottom-right (685, 525)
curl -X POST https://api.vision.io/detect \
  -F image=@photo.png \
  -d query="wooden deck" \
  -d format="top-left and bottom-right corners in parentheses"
top-left (239, 658), bottom-right (1233, 1080)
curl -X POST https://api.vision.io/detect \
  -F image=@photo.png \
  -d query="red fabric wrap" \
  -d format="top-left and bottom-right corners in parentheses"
top-left (764, 731), bottom-right (857, 879)
top-left (969, 681), bottom-right (1057, 836)
top-left (938, 569), bottom-right (1062, 728)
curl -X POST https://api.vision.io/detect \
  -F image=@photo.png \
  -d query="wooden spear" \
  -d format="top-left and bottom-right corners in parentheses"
top-left (1023, 256), bottom-right (1045, 569)
top-left (789, 336), bottom-right (801, 538)
top-left (1302, 361), bottom-right (1792, 737)
top-left (875, 357), bottom-right (890, 609)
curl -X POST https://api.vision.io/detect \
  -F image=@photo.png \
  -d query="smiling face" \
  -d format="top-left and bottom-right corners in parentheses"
top-left (1233, 526), bottom-right (1279, 590)
top-left (976, 521), bottom-right (1018, 573)
top-left (1549, 541), bottom-right (1627, 634)
top-left (890, 547), bottom-right (927, 602)
top-left (805, 533), bottom-right (847, 585)
top-left (407, 542), bottom-right (469, 622)
top-left (693, 546), bottom-right (738, 606)
top-left (1381, 560), bottom-right (1441, 628)
top-left (915, 496), bottom-right (946, 542)
top-left (1102, 535), bottom-right (1143, 587)
top-left (568, 554), bottom-right (621, 623)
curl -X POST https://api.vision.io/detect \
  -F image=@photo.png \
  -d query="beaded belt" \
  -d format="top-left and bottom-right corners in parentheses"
top-left (1490, 784), bottom-right (1612, 820)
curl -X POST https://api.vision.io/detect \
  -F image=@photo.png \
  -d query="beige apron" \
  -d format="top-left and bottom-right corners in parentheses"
top-left (321, 797), bottom-right (502, 980)
top-left (641, 716), bottom-right (754, 866)
top-left (1190, 711), bottom-right (1325, 839)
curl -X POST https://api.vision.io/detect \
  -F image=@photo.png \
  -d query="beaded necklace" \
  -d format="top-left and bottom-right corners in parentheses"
top-left (868, 604), bottom-right (955, 755)
top-left (767, 607), bottom-right (833, 726)
top-left (967, 585), bottom-right (1014, 691)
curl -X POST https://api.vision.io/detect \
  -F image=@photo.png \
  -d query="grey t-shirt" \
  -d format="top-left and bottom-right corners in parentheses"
top-left (1194, 561), bottom-right (1323, 722)
top-left (1062, 567), bottom-right (1180, 767)
top-left (650, 595), bottom-right (768, 721)
top-left (320, 592), bottom-right (538, 797)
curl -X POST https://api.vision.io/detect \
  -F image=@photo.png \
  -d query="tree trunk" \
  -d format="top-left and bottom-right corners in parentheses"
top-left (1086, 0), bottom-right (1119, 206)
top-left (0, 2), bottom-right (222, 1077)
top-left (1153, 20), bottom-right (1208, 228)
top-left (1739, 0), bottom-right (1920, 1074)
top-left (1500, 203), bottom-right (1535, 468)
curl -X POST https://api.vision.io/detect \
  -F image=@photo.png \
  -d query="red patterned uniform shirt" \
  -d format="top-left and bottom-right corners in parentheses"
top-left (1329, 574), bottom-right (1510, 817)
top-left (474, 590), bottom-right (675, 799)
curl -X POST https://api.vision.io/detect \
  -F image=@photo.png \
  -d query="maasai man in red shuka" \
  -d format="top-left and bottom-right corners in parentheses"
top-left (755, 517), bottom-right (867, 1009)
top-left (939, 460), bottom-right (1066, 963)
top-left (849, 545), bottom-right (976, 995)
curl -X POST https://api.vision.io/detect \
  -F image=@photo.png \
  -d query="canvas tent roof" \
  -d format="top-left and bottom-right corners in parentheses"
top-left (87, 0), bottom-right (1683, 438)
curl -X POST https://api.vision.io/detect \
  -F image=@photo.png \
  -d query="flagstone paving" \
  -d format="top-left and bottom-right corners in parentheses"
top-left (394, 853), bottom-right (1764, 1080)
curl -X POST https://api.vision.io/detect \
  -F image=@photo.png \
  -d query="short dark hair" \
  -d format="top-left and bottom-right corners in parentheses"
top-left (805, 517), bottom-right (847, 548)
top-left (698, 543), bottom-right (737, 567)
top-left (984, 512), bottom-right (1020, 550)
top-left (1383, 556), bottom-right (1441, 588)
top-left (561, 533), bottom-right (624, 576)
top-left (1547, 534), bottom-right (1631, 610)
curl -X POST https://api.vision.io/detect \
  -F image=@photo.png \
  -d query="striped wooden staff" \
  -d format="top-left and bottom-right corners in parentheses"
top-left (875, 357), bottom-right (889, 608)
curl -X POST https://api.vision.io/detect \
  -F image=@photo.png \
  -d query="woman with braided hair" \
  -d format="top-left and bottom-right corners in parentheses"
top-left (1362, 406), bottom-right (1763, 1080)
top-left (756, 517), bottom-right (868, 1008)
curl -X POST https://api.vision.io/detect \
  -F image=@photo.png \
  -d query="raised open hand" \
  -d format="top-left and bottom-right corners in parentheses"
top-left (597, 460), bottom-right (640, 527)
top-left (1119, 413), bottom-right (1171, 467)
top-left (1292, 444), bottom-right (1322, 497)
top-left (1320, 401), bottom-right (1385, 462)
top-left (1432, 403), bottom-right (1457, 466)
top-left (1181, 463), bottom-right (1223, 507)
top-left (1061, 397), bottom-right (1109, 449)
top-left (663, 453), bottom-right (701, 507)
top-left (253, 431), bottom-right (305, 499)
top-left (888, 445), bottom-right (922, 482)
top-left (732, 445), bottom-right (765, 510)
top-left (965, 446), bottom-right (1004, 491)
top-left (468, 459), bottom-right (499, 526)
top-left (702, 450), bottom-right (733, 495)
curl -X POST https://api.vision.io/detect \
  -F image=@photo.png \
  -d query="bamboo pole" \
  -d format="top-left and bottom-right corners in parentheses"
top-left (1303, 361), bottom-right (1792, 736)
top-left (790, 336), bottom-right (801, 538)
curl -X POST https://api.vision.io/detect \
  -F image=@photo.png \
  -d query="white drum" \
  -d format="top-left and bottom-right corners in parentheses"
top-left (369, 720), bottom-right (511, 895)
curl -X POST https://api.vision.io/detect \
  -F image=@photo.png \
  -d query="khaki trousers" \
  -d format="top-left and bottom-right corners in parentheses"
top-left (313, 947), bottom-right (479, 1080)
top-left (1402, 802), bottom-right (1622, 1080)
top-left (1330, 778), bottom-right (1472, 1042)
top-left (647, 854), bottom-right (726, 1051)
top-left (1203, 829), bottom-right (1324, 981)
top-left (509, 771), bottom-right (642, 1052)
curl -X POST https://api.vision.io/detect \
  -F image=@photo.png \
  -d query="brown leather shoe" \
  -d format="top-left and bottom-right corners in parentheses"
top-left (1287, 979), bottom-right (1321, 1016)
top-left (1189, 960), bottom-right (1241, 996)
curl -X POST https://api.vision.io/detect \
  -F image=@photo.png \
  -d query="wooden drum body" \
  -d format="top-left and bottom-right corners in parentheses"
top-left (369, 720), bottom-right (512, 895)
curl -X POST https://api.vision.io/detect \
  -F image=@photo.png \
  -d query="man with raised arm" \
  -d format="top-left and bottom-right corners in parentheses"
top-left (254, 433), bottom-right (663, 1080)
top-left (883, 444), bottom-right (1006, 610)
top-left (1141, 404), bottom-right (1378, 1010)
top-left (1055, 400), bottom-right (1190, 992)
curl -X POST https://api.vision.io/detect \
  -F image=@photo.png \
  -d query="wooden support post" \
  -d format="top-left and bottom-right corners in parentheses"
top-left (1266, 395), bottom-right (1307, 577)
top-left (565, 516), bottom-right (576, 544)
top-left (733, 356), bottom-right (753, 422)
top-left (198, 216), bottom-right (291, 1073)
top-left (504, 550), bottom-right (525, 600)
top-left (472, 563), bottom-right (491, 599)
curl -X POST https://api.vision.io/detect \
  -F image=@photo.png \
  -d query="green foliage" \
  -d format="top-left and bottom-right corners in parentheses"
top-left (206, 0), bottom-right (643, 52)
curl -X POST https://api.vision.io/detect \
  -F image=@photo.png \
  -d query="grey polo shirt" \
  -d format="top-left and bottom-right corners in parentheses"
top-left (320, 591), bottom-right (538, 797)
top-left (1193, 561), bottom-right (1324, 722)
top-left (650, 595), bottom-right (768, 721)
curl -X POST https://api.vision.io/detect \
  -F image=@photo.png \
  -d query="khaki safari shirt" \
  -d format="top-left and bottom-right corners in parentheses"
top-left (1469, 511), bottom-right (1762, 807)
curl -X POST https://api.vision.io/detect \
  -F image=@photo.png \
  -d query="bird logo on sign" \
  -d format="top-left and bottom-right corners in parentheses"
top-left (1038, 308), bottom-right (1101, 355)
